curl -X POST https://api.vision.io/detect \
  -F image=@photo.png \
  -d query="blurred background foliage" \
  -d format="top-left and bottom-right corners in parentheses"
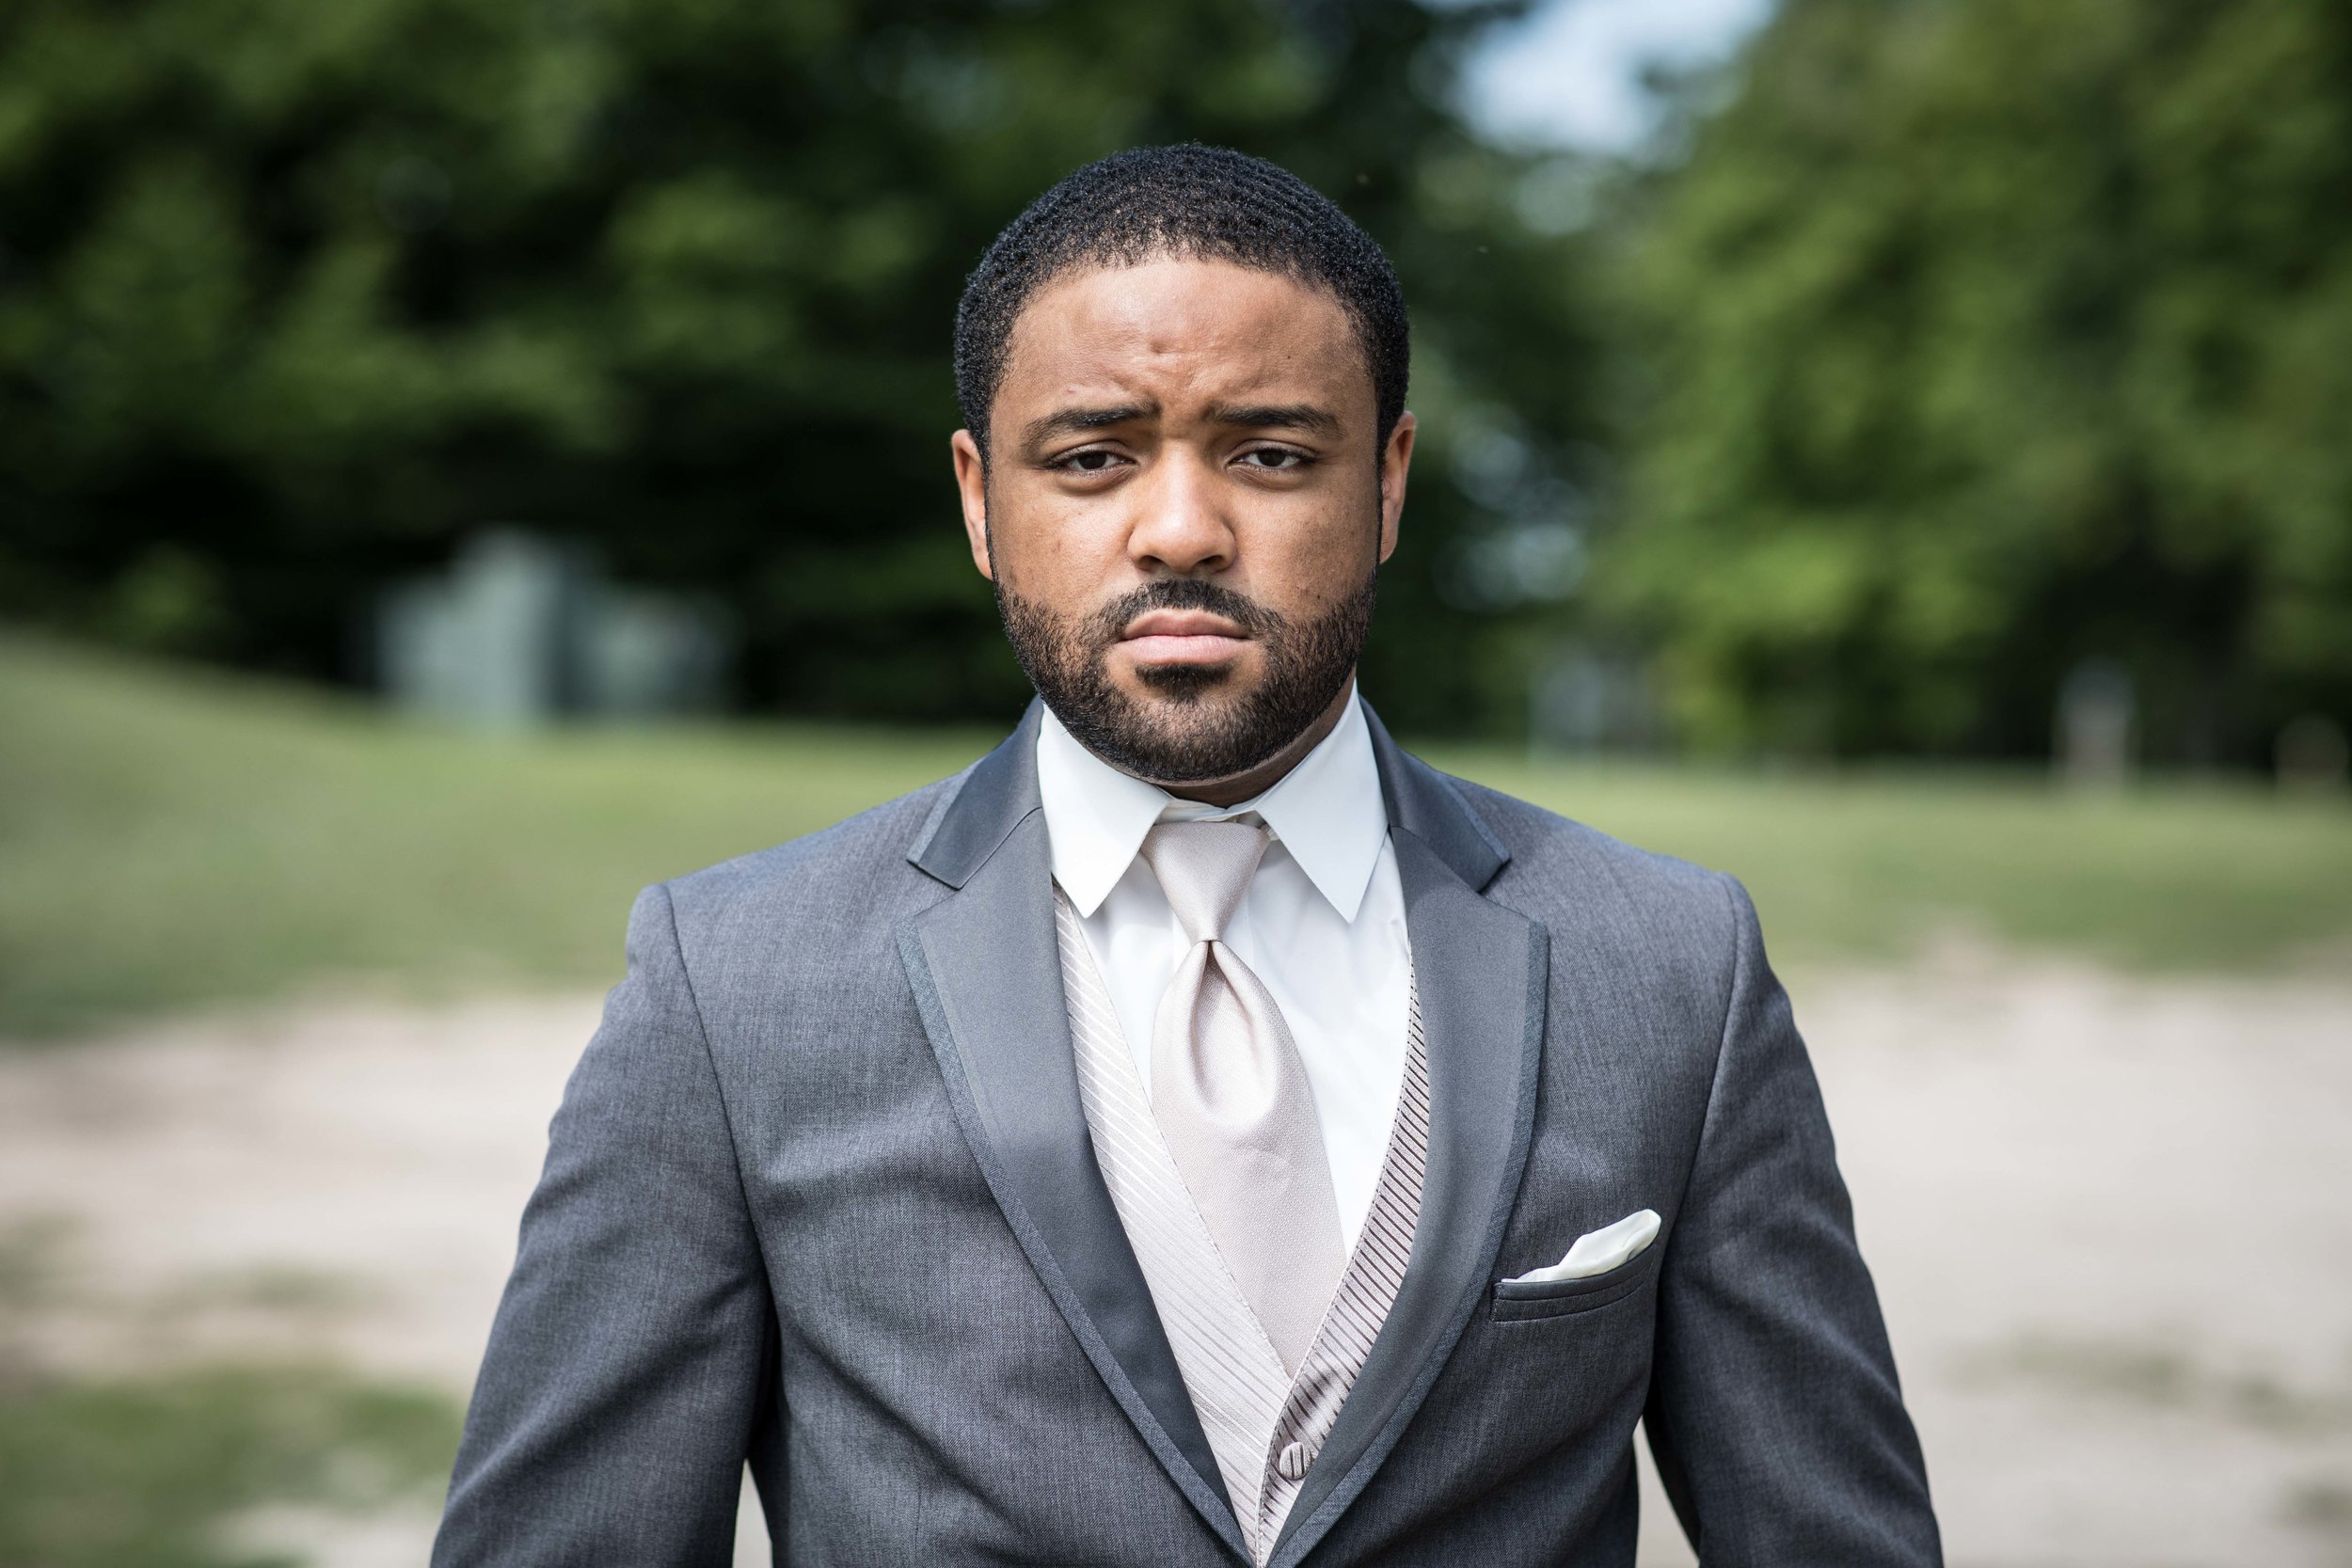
top-left (0, 0), bottom-right (2346, 760)
top-left (1603, 0), bottom-right (2352, 764)
top-left (0, 0), bottom-right (1600, 736)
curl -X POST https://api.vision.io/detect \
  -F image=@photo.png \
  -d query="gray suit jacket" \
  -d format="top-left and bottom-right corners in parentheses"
top-left (434, 703), bottom-right (1939, 1567)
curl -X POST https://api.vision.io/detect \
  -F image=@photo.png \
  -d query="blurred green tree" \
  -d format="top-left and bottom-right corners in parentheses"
top-left (0, 0), bottom-right (1602, 732)
top-left (1601, 0), bottom-right (2352, 763)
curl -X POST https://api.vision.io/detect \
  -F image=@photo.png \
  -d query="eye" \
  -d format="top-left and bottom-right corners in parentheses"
top-left (1049, 447), bottom-right (1128, 475)
top-left (1237, 447), bottom-right (1310, 471)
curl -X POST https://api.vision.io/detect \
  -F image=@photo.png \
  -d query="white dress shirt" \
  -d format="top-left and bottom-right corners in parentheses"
top-left (1036, 689), bottom-right (1412, 1249)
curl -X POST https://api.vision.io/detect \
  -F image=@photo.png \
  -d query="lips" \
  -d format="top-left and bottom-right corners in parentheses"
top-left (1120, 609), bottom-right (1249, 667)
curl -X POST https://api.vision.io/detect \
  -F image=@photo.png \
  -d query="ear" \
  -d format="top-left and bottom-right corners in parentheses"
top-left (950, 429), bottom-right (993, 579)
top-left (1377, 411), bottom-right (1416, 564)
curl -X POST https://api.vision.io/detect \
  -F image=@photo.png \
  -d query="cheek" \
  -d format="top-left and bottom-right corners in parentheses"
top-left (990, 489), bottom-right (1122, 593)
top-left (1243, 490), bottom-right (1378, 606)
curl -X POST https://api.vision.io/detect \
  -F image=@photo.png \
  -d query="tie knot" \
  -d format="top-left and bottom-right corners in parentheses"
top-left (1140, 819), bottom-right (1269, 944)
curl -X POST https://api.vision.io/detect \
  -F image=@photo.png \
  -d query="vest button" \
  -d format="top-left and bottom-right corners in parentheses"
top-left (1277, 1440), bottom-right (1311, 1481)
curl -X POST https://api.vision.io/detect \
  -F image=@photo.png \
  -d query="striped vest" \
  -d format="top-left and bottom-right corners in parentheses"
top-left (1055, 892), bottom-right (1430, 1562)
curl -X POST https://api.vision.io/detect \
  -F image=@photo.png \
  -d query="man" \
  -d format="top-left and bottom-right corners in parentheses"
top-left (435, 146), bottom-right (1939, 1567)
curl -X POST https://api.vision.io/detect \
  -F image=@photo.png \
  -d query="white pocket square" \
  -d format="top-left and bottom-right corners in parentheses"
top-left (1505, 1209), bottom-right (1661, 1287)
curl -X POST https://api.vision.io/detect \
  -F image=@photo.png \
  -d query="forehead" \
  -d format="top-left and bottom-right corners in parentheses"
top-left (995, 257), bottom-right (1371, 424)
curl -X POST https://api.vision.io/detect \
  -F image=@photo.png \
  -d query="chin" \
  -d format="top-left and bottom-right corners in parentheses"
top-left (1128, 665), bottom-right (1249, 706)
top-left (1123, 650), bottom-right (1254, 696)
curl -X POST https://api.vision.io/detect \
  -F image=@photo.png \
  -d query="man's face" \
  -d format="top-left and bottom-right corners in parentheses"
top-left (951, 257), bottom-right (1415, 786)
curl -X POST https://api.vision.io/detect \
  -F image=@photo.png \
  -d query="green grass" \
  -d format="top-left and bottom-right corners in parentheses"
top-left (4, 632), bottom-right (2347, 1038)
top-left (0, 1364), bottom-right (460, 1568)
top-left (0, 1222), bottom-right (460, 1568)
top-left (0, 633), bottom-right (996, 1037)
top-left (1438, 749), bottom-right (2352, 975)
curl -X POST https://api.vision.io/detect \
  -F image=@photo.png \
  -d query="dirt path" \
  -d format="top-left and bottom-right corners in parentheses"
top-left (3, 958), bottom-right (2348, 1566)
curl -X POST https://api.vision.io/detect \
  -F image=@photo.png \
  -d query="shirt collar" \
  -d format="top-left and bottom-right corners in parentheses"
top-left (1035, 686), bottom-right (1390, 923)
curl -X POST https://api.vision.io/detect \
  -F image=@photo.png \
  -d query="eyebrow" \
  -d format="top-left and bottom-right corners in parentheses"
top-left (1019, 404), bottom-right (1152, 450)
top-left (1017, 399), bottom-right (1347, 451)
top-left (1205, 402), bottom-right (1344, 440)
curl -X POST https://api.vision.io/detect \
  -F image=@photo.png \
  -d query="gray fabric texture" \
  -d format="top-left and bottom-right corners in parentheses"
top-left (432, 700), bottom-right (1941, 1568)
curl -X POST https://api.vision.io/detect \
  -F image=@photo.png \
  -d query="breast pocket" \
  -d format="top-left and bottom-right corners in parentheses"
top-left (1489, 1243), bottom-right (1662, 1323)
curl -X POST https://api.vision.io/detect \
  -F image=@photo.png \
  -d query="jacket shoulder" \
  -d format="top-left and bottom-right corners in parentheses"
top-left (659, 769), bottom-right (967, 946)
top-left (1443, 772), bottom-right (1742, 958)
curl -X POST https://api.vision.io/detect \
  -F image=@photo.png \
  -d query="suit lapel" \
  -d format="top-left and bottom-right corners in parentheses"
top-left (898, 705), bottom-right (1248, 1560)
top-left (1267, 710), bottom-right (1549, 1568)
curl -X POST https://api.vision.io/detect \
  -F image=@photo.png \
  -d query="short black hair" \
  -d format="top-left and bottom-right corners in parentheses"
top-left (953, 144), bottom-right (1409, 460)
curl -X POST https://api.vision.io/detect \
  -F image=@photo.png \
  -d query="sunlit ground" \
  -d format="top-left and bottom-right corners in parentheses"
top-left (3, 633), bottom-right (2349, 1566)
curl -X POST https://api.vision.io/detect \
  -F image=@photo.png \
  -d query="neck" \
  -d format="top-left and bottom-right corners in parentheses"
top-left (1149, 678), bottom-right (1357, 809)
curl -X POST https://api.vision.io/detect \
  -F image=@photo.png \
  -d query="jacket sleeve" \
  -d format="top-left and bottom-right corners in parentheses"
top-left (433, 883), bottom-right (777, 1568)
top-left (1644, 876), bottom-right (1941, 1565)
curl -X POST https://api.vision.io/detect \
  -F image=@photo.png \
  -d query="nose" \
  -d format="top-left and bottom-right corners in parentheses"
top-left (1126, 448), bottom-right (1235, 577)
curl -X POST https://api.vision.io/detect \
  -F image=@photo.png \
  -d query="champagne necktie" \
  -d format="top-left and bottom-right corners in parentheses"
top-left (1140, 820), bottom-right (1346, 1371)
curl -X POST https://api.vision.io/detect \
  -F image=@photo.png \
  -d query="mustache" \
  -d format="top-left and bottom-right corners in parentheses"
top-left (1081, 578), bottom-right (1287, 645)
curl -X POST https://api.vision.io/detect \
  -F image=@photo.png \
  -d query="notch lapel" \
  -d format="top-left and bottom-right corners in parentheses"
top-left (898, 705), bottom-right (1248, 1560)
top-left (1267, 710), bottom-right (1549, 1568)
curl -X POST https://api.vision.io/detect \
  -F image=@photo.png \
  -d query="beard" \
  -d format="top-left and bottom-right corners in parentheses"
top-left (997, 571), bottom-right (1377, 786)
